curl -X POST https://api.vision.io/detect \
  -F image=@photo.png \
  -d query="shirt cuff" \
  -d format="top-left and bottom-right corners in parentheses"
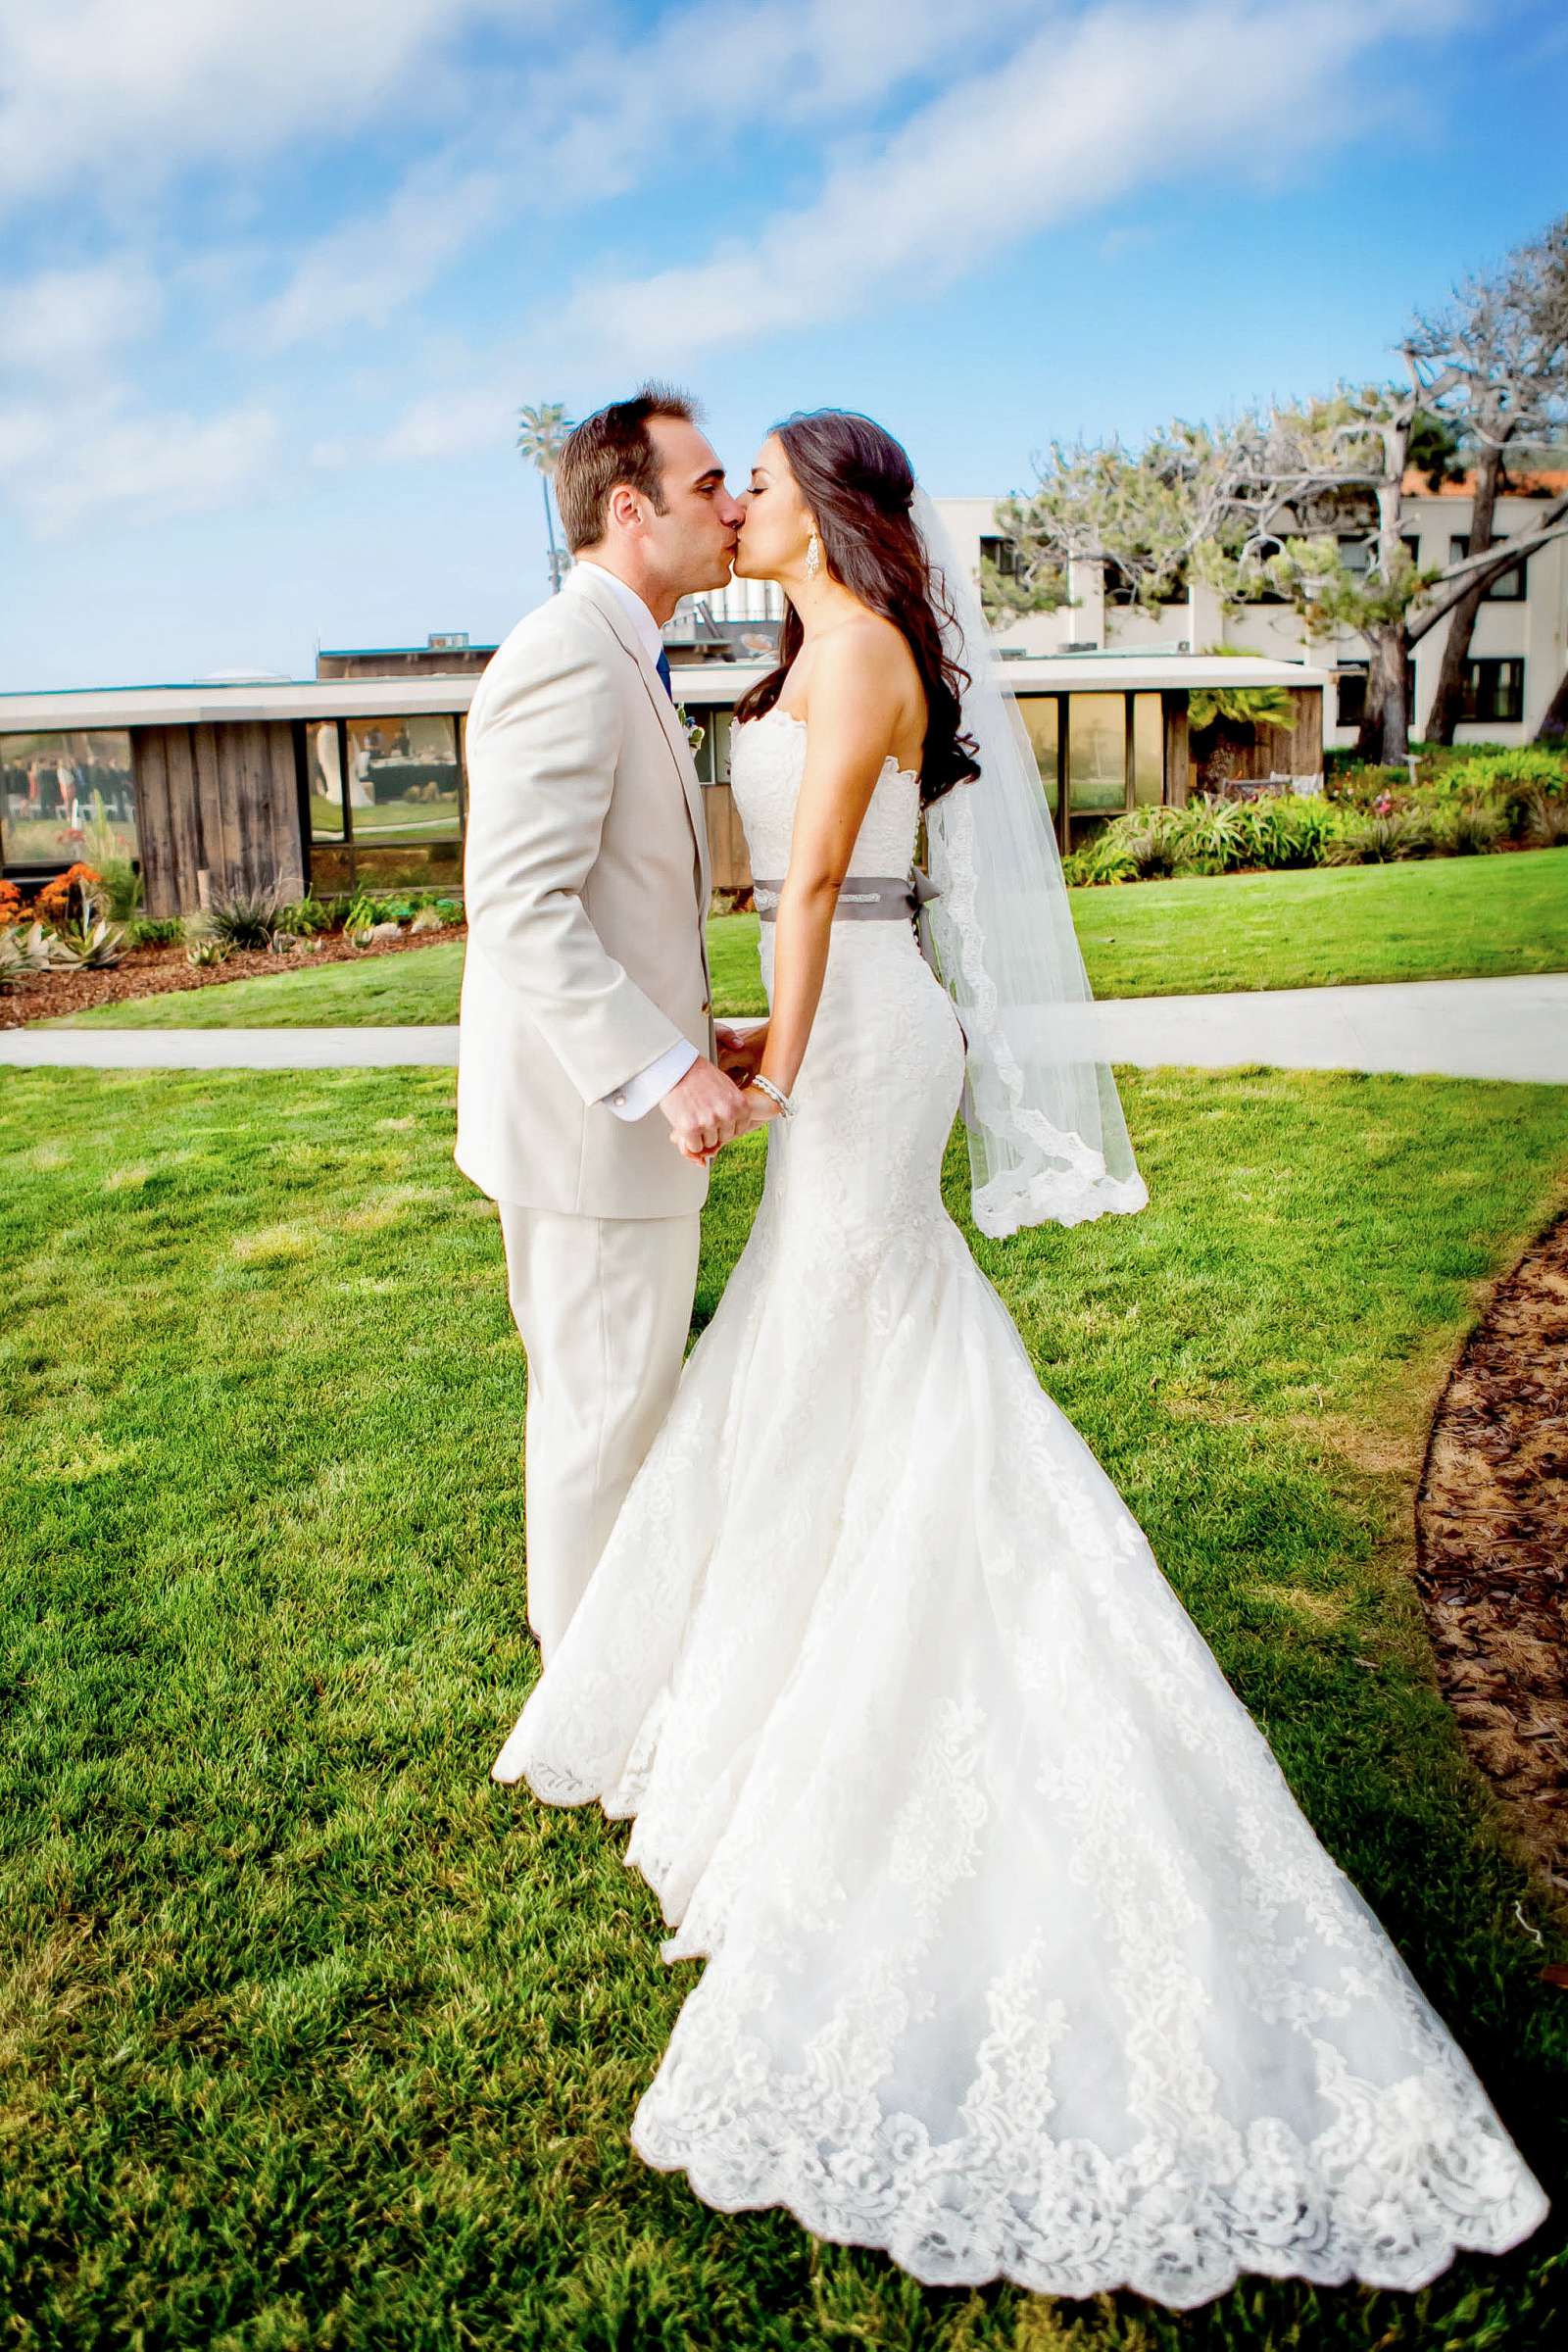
top-left (602, 1036), bottom-right (700, 1121)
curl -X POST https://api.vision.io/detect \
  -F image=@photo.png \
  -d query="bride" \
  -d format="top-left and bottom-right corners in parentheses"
top-left (490, 409), bottom-right (1548, 2307)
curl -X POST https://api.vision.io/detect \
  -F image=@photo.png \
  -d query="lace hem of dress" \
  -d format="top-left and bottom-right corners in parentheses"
top-left (973, 1163), bottom-right (1152, 1238)
top-left (629, 2067), bottom-right (1550, 2309)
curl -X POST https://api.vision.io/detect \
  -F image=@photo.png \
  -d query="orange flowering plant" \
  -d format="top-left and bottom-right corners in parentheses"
top-left (34, 863), bottom-right (101, 925)
top-left (0, 879), bottom-right (24, 928)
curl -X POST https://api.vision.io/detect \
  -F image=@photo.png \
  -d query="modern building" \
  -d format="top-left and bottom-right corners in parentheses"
top-left (936, 472), bottom-right (1568, 749)
top-left (3, 512), bottom-right (1339, 913)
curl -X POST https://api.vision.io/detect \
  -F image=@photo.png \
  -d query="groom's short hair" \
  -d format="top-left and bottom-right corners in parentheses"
top-left (557, 383), bottom-right (700, 551)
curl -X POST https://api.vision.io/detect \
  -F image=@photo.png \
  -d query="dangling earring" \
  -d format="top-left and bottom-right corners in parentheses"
top-left (805, 528), bottom-right (821, 581)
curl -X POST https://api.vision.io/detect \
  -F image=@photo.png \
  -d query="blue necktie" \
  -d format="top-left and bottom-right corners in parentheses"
top-left (655, 647), bottom-right (673, 701)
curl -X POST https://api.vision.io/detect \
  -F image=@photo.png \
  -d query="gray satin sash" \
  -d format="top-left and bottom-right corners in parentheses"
top-left (752, 866), bottom-right (940, 922)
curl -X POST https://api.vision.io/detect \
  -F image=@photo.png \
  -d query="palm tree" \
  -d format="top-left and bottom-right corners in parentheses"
top-left (516, 402), bottom-right (575, 593)
top-left (1187, 644), bottom-right (1298, 736)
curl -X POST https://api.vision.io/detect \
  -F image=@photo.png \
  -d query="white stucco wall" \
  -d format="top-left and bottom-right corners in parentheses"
top-left (931, 489), bottom-right (1566, 746)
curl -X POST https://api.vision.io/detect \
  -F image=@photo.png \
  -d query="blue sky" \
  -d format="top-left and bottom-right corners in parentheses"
top-left (2, 0), bottom-right (1564, 691)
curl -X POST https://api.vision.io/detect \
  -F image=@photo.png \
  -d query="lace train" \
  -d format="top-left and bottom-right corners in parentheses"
top-left (491, 709), bottom-right (1548, 2305)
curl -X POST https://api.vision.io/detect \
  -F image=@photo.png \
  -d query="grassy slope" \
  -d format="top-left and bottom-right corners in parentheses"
top-left (2, 1063), bottom-right (1567, 2347)
top-left (1069, 844), bottom-right (1568, 999)
top-left (31, 845), bottom-right (1568, 1030)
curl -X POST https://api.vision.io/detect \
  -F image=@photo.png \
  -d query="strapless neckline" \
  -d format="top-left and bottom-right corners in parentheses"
top-left (749, 704), bottom-right (920, 786)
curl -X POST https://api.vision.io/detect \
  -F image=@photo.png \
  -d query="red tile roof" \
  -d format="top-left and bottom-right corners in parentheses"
top-left (1400, 466), bottom-right (1568, 498)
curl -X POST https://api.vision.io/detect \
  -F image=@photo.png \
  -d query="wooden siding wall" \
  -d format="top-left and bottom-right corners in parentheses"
top-left (132, 722), bottom-right (305, 917)
top-left (1161, 694), bottom-right (1192, 808)
top-left (1202, 687), bottom-right (1323, 785)
top-left (704, 785), bottom-right (752, 894)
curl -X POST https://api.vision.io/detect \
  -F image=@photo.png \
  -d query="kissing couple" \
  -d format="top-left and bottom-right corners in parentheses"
top-left (451, 386), bottom-right (1546, 2307)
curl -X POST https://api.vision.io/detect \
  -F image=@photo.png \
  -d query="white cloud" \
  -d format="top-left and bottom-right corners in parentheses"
top-left (560, 0), bottom-right (1452, 364)
top-left (0, 0), bottom-right (1476, 532)
top-left (343, 0), bottom-right (1462, 471)
top-left (250, 0), bottom-right (1041, 349)
top-left (0, 0), bottom-right (538, 216)
top-left (1, 256), bottom-right (165, 374)
top-left (0, 388), bottom-right (281, 536)
top-left (251, 157), bottom-right (511, 352)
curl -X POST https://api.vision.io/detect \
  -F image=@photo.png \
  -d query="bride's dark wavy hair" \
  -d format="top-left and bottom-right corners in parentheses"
top-left (732, 409), bottom-right (980, 808)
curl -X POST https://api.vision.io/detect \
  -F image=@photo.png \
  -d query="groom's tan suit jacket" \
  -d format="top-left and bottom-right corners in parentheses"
top-left (454, 563), bottom-right (716, 1217)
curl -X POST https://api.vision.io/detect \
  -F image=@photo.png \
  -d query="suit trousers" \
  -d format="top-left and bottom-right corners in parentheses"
top-left (497, 1200), bottom-right (703, 1660)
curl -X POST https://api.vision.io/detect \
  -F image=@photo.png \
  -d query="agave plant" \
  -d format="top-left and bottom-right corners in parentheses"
top-left (186, 937), bottom-right (232, 968)
top-left (0, 920), bottom-right (62, 990)
top-left (49, 915), bottom-right (126, 968)
top-left (206, 875), bottom-right (288, 951)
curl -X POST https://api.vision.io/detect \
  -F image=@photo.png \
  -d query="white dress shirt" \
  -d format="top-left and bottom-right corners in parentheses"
top-left (570, 560), bottom-right (702, 1122)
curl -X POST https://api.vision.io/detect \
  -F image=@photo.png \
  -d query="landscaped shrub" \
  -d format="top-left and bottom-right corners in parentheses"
top-left (276, 894), bottom-right (332, 936)
top-left (205, 877), bottom-right (288, 950)
top-left (49, 916), bottom-right (126, 970)
top-left (1432, 799), bottom-right (1508, 856)
top-left (124, 916), bottom-right (186, 947)
top-left (1323, 761), bottom-right (1409, 808)
top-left (34, 863), bottom-right (102, 925)
top-left (0, 922), bottom-right (62, 991)
top-left (1057, 755), bottom-right (1563, 885)
top-left (96, 858), bottom-right (144, 922)
top-left (1521, 786), bottom-right (1568, 849)
top-left (1446, 746), bottom-right (1566, 793)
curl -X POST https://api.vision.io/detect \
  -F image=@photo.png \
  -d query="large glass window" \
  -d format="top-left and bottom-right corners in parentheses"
top-left (307, 721), bottom-right (346, 841)
top-left (345, 714), bottom-right (460, 845)
top-left (1462, 659), bottom-right (1525, 725)
top-left (304, 712), bottom-right (463, 893)
top-left (709, 709), bottom-right (737, 787)
top-left (1132, 694), bottom-right (1163, 806)
top-left (683, 706), bottom-right (716, 785)
top-left (1016, 698), bottom-right (1060, 816)
top-left (0, 729), bottom-right (136, 868)
top-left (1066, 695), bottom-right (1126, 824)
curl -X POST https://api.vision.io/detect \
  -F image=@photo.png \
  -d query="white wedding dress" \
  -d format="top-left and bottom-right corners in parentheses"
top-left (492, 704), bottom-right (1549, 2308)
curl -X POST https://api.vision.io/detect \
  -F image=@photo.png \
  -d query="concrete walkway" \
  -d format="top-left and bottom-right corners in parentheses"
top-left (4, 973), bottom-right (1567, 1082)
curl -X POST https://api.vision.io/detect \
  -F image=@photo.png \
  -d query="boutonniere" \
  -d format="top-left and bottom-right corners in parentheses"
top-left (674, 703), bottom-right (706, 755)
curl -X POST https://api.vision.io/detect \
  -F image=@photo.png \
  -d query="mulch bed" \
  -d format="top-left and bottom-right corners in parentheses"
top-left (0, 920), bottom-right (467, 1030)
top-left (1415, 1202), bottom-right (1568, 1912)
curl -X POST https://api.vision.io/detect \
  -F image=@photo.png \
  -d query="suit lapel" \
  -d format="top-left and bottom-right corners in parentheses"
top-left (564, 568), bottom-right (710, 917)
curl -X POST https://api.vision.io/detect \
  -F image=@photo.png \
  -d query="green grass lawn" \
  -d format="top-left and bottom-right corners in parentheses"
top-left (1071, 844), bottom-right (1568, 998)
top-left (33, 845), bottom-right (1568, 1029)
top-left (4, 1063), bottom-right (1567, 2348)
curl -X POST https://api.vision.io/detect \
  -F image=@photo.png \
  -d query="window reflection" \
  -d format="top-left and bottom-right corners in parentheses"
top-left (1017, 698), bottom-right (1060, 815)
top-left (709, 710), bottom-right (736, 786)
top-left (0, 729), bottom-right (136, 868)
top-left (345, 715), bottom-right (460, 844)
top-left (1067, 696), bottom-right (1126, 815)
top-left (1132, 694), bottom-right (1163, 806)
top-left (307, 721), bottom-right (345, 842)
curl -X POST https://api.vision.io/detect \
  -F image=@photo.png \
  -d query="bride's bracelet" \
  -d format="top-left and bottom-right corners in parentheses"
top-left (747, 1072), bottom-right (795, 1119)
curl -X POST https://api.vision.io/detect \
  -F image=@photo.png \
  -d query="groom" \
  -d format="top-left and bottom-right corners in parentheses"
top-left (455, 384), bottom-right (760, 1660)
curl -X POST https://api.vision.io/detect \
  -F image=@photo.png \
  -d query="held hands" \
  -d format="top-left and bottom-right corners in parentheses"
top-left (713, 1019), bottom-right (766, 1086)
top-left (661, 1025), bottom-right (780, 1165)
top-left (660, 1051), bottom-right (751, 1166)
